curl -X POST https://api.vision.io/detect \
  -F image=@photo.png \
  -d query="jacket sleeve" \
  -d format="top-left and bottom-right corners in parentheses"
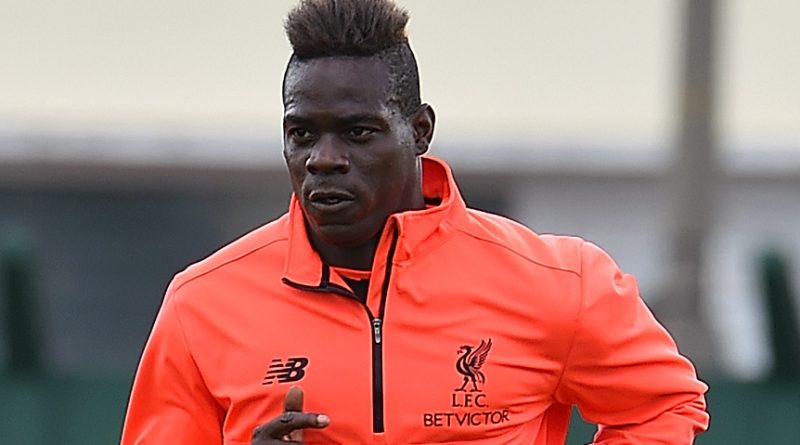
top-left (553, 241), bottom-right (709, 444)
top-left (121, 283), bottom-right (225, 445)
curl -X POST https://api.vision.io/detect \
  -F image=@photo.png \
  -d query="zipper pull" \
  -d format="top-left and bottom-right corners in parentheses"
top-left (372, 318), bottom-right (382, 344)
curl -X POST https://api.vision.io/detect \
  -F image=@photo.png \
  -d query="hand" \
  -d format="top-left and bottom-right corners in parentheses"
top-left (251, 386), bottom-right (330, 444)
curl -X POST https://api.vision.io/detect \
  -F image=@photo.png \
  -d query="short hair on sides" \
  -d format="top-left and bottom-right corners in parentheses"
top-left (283, 0), bottom-right (422, 118)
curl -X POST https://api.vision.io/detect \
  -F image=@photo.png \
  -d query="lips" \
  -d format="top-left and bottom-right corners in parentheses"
top-left (307, 189), bottom-right (356, 211)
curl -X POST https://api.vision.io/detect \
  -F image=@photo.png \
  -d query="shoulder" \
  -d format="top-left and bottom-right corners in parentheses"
top-left (169, 213), bottom-right (291, 293)
top-left (457, 208), bottom-right (585, 276)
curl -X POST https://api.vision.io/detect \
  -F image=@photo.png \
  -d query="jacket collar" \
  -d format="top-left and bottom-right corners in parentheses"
top-left (282, 155), bottom-right (468, 288)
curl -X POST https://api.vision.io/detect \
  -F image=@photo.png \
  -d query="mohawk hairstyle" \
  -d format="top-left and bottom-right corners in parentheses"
top-left (283, 0), bottom-right (421, 117)
top-left (285, 0), bottom-right (408, 58)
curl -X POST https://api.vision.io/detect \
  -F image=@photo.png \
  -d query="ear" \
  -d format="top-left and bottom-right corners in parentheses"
top-left (411, 104), bottom-right (436, 155)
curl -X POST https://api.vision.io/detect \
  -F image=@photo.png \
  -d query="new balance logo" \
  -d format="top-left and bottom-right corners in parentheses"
top-left (262, 357), bottom-right (309, 385)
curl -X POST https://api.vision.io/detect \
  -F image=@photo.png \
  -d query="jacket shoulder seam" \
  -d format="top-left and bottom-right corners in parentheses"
top-left (172, 237), bottom-right (288, 293)
top-left (553, 239), bottom-right (586, 399)
top-left (453, 226), bottom-right (581, 277)
top-left (166, 291), bottom-right (226, 416)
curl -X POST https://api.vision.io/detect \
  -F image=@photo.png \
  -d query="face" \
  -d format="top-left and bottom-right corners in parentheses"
top-left (283, 56), bottom-right (433, 248)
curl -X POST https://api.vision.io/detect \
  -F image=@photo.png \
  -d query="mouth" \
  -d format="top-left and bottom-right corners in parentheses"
top-left (308, 189), bottom-right (355, 210)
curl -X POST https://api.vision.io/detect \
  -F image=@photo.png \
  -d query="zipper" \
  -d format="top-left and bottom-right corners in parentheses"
top-left (372, 319), bottom-right (382, 344)
top-left (371, 315), bottom-right (384, 433)
top-left (281, 229), bottom-right (398, 435)
top-left (371, 229), bottom-right (398, 434)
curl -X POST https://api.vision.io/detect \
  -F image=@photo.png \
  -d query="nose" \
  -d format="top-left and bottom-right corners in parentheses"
top-left (306, 135), bottom-right (350, 174)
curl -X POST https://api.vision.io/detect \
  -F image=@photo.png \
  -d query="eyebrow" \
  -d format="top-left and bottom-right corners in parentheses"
top-left (283, 114), bottom-right (312, 126)
top-left (283, 113), bottom-right (387, 126)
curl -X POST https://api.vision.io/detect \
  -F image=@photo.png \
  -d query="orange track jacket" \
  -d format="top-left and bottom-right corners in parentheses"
top-left (121, 156), bottom-right (709, 445)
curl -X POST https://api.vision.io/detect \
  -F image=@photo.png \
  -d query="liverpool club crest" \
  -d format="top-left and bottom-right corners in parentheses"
top-left (423, 338), bottom-right (509, 428)
top-left (455, 338), bottom-right (492, 392)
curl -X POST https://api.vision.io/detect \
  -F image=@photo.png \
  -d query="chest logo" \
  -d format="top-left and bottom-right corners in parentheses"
top-left (423, 338), bottom-right (510, 428)
top-left (262, 357), bottom-right (309, 385)
top-left (455, 338), bottom-right (492, 392)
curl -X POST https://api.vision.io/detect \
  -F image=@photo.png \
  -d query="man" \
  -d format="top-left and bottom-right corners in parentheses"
top-left (121, 0), bottom-right (709, 444)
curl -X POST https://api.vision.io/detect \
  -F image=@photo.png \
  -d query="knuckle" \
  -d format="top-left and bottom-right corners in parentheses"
top-left (251, 412), bottom-right (313, 442)
top-left (280, 412), bottom-right (296, 424)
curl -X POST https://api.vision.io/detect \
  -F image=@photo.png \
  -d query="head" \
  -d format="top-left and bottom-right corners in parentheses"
top-left (282, 0), bottom-right (435, 251)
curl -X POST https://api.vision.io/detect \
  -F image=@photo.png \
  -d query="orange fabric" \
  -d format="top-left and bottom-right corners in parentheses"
top-left (121, 156), bottom-right (709, 445)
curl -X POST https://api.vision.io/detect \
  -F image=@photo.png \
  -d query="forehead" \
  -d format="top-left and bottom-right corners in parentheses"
top-left (283, 57), bottom-right (393, 118)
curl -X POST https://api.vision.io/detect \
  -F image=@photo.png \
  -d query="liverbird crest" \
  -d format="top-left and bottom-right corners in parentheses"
top-left (455, 338), bottom-right (492, 392)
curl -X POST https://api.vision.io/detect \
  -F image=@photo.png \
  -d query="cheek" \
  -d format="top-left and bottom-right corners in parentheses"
top-left (284, 153), bottom-right (307, 186)
top-left (284, 147), bottom-right (303, 165)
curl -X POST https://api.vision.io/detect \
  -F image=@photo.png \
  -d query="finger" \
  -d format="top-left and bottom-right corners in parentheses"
top-left (284, 394), bottom-right (304, 444)
top-left (251, 411), bottom-right (330, 441)
top-left (283, 386), bottom-right (305, 442)
top-left (283, 386), bottom-right (304, 413)
top-left (285, 428), bottom-right (303, 443)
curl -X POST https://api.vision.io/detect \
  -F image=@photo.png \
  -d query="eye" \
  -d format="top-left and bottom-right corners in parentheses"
top-left (287, 127), bottom-right (315, 144)
top-left (347, 127), bottom-right (375, 141)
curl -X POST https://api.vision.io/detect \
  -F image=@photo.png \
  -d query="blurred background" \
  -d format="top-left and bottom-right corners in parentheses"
top-left (1, 0), bottom-right (798, 443)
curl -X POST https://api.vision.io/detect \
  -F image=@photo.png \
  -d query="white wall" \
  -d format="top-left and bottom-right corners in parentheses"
top-left (1, 0), bottom-right (798, 152)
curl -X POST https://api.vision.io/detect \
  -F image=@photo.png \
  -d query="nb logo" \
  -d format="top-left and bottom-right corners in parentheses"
top-left (263, 357), bottom-right (309, 385)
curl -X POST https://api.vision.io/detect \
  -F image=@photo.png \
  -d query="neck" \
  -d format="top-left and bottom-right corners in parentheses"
top-left (310, 234), bottom-right (379, 271)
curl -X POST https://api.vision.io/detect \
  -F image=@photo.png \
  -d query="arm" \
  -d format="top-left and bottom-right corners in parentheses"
top-left (120, 284), bottom-right (225, 445)
top-left (554, 242), bottom-right (709, 444)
